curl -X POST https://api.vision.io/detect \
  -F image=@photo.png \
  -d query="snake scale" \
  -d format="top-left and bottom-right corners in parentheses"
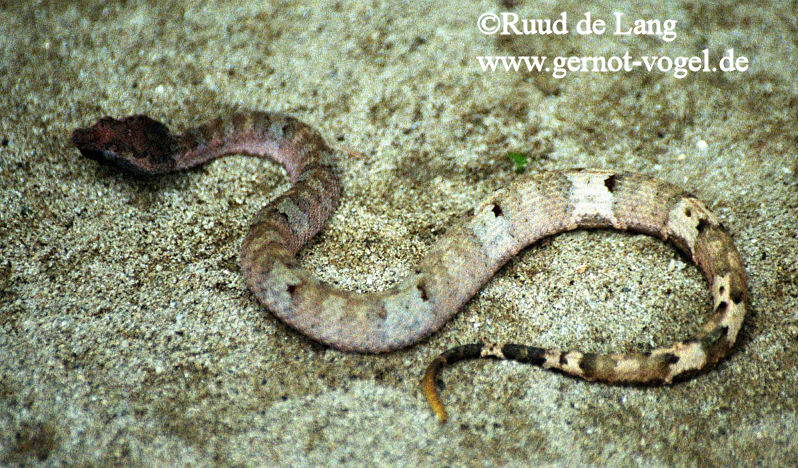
top-left (72, 111), bottom-right (748, 422)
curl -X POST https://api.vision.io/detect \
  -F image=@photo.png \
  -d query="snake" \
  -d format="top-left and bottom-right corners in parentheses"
top-left (71, 111), bottom-right (748, 422)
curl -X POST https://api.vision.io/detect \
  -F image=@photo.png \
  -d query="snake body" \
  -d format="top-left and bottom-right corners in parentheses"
top-left (72, 111), bottom-right (748, 422)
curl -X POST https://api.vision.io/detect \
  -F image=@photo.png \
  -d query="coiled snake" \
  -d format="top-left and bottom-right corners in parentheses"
top-left (72, 111), bottom-right (748, 422)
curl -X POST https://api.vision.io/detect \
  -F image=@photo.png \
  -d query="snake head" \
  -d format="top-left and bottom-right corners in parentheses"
top-left (71, 115), bottom-right (181, 175)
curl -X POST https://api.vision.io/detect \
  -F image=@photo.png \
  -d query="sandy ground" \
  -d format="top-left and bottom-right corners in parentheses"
top-left (1, 0), bottom-right (796, 466)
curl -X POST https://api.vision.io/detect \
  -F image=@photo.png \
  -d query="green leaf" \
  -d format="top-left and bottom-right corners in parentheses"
top-left (506, 151), bottom-right (529, 173)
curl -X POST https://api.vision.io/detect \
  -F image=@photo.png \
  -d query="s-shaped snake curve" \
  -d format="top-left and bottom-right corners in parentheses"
top-left (72, 111), bottom-right (748, 422)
